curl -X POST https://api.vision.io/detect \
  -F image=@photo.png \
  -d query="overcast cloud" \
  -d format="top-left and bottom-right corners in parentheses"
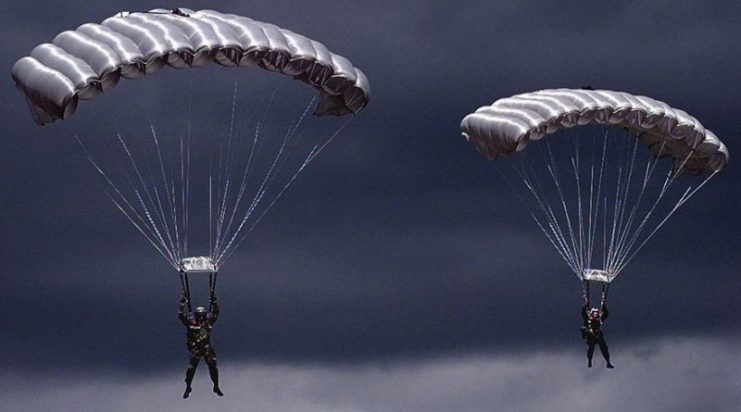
top-left (3, 336), bottom-right (739, 412)
top-left (1, 1), bottom-right (739, 410)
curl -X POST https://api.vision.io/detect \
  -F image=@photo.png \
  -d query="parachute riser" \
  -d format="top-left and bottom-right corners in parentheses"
top-left (179, 256), bottom-right (217, 311)
top-left (179, 270), bottom-right (192, 313)
top-left (179, 270), bottom-right (218, 311)
top-left (209, 271), bottom-right (219, 294)
top-left (582, 279), bottom-right (610, 310)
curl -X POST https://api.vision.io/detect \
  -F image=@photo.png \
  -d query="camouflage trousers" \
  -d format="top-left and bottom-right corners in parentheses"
top-left (184, 345), bottom-right (218, 387)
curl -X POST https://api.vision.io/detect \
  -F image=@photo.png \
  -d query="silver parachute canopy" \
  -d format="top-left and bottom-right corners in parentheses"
top-left (461, 88), bottom-right (728, 283)
top-left (11, 8), bottom-right (370, 125)
top-left (461, 88), bottom-right (728, 174)
top-left (11, 8), bottom-right (371, 274)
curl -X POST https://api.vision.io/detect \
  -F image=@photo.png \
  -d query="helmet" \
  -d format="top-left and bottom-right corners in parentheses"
top-left (589, 308), bottom-right (600, 316)
top-left (194, 306), bottom-right (207, 320)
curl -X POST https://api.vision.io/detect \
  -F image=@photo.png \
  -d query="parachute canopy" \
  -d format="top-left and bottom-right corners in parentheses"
top-left (461, 89), bottom-right (727, 283)
top-left (11, 8), bottom-right (370, 125)
top-left (461, 89), bottom-right (728, 174)
top-left (12, 8), bottom-right (371, 273)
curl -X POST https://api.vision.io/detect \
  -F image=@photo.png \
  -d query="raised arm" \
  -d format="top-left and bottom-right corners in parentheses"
top-left (208, 292), bottom-right (220, 325)
top-left (601, 304), bottom-right (609, 322)
top-left (581, 303), bottom-right (588, 322)
top-left (178, 289), bottom-right (190, 326)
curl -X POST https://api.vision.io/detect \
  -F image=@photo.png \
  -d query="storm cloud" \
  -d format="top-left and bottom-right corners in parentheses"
top-left (3, 336), bottom-right (739, 411)
top-left (1, 1), bottom-right (739, 411)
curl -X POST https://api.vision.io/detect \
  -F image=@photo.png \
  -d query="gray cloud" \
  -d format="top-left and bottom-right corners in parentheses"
top-left (2, 335), bottom-right (739, 412)
top-left (1, 2), bottom-right (740, 410)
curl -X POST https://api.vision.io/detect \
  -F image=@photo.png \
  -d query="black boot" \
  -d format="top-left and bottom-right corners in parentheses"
top-left (606, 362), bottom-right (615, 369)
top-left (184, 358), bottom-right (198, 393)
top-left (183, 386), bottom-right (192, 399)
top-left (208, 363), bottom-right (223, 396)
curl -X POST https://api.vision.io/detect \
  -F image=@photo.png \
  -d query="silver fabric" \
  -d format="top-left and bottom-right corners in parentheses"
top-left (180, 257), bottom-right (216, 273)
top-left (461, 88), bottom-right (728, 173)
top-left (582, 269), bottom-right (613, 284)
top-left (12, 8), bottom-right (370, 125)
top-left (12, 57), bottom-right (78, 125)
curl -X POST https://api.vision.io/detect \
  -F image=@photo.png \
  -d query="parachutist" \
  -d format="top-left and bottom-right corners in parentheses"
top-left (179, 288), bottom-right (223, 398)
top-left (580, 303), bottom-right (614, 368)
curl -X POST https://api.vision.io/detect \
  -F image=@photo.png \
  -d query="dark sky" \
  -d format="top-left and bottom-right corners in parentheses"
top-left (1, 1), bottom-right (740, 411)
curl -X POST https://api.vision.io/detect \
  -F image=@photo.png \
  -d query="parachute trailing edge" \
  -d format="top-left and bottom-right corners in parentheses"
top-left (461, 89), bottom-right (728, 174)
top-left (11, 8), bottom-right (371, 125)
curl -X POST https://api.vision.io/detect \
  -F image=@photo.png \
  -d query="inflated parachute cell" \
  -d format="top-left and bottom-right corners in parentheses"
top-left (460, 89), bottom-right (728, 174)
top-left (11, 8), bottom-right (371, 125)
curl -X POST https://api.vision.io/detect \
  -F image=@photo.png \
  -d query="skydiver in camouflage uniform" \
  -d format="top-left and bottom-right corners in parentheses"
top-left (580, 303), bottom-right (614, 369)
top-left (179, 288), bottom-right (224, 398)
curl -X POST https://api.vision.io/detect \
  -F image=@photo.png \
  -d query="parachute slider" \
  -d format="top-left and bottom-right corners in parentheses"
top-left (180, 256), bottom-right (217, 274)
top-left (581, 269), bottom-right (614, 284)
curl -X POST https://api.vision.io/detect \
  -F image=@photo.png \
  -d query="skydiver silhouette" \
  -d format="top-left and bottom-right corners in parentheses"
top-left (179, 287), bottom-right (224, 398)
top-left (580, 300), bottom-right (614, 369)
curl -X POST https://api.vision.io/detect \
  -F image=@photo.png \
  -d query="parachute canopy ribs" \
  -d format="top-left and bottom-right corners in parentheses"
top-left (461, 88), bottom-right (727, 281)
top-left (461, 89), bottom-right (728, 174)
top-left (11, 8), bottom-right (370, 125)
